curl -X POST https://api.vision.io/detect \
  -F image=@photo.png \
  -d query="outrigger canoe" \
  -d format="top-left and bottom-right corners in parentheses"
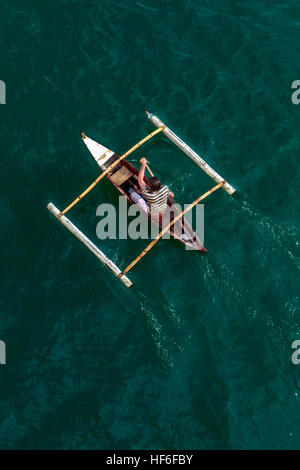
top-left (47, 112), bottom-right (236, 288)
top-left (81, 131), bottom-right (206, 252)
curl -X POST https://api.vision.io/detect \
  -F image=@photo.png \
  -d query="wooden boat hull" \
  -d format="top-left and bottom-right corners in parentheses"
top-left (82, 134), bottom-right (206, 252)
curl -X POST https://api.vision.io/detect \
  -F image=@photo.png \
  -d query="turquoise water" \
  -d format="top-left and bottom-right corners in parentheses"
top-left (1, 0), bottom-right (300, 449)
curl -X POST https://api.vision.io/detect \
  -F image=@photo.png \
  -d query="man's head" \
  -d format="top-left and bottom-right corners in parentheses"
top-left (148, 177), bottom-right (162, 192)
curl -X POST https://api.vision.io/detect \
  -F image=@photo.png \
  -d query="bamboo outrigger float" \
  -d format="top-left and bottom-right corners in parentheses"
top-left (145, 111), bottom-right (235, 195)
top-left (47, 203), bottom-right (133, 288)
top-left (47, 112), bottom-right (235, 288)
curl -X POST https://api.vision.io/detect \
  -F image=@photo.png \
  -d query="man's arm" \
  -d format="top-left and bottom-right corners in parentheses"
top-left (138, 157), bottom-right (147, 189)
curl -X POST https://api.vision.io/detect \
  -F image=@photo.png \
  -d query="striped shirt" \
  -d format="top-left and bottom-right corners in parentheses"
top-left (141, 185), bottom-right (171, 216)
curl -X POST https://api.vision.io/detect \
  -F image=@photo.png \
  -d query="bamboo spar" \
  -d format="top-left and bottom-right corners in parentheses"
top-left (121, 181), bottom-right (225, 276)
top-left (59, 126), bottom-right (165, 217)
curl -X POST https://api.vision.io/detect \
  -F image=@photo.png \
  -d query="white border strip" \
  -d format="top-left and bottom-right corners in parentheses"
top-left (47, 203), bottom-right (133, 288)
top-left (146, 112), bottom-right (236, 195)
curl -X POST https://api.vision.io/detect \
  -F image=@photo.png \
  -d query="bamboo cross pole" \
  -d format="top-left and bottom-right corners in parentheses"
top-left (59, 126), bottom-right (165, 217)
top-left (120, 181), bottom-right (225, 276)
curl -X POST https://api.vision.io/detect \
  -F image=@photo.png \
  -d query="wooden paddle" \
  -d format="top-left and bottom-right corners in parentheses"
top-left (59, 126), bottom-right (165, 217)
top-left (120, 181), bottom-right (225, 276)
top-left (145, 162), bottom-right (154, 177)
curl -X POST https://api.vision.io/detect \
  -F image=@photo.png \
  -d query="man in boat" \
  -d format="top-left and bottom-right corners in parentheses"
top-left (138, 157), bottom-right (174, 216)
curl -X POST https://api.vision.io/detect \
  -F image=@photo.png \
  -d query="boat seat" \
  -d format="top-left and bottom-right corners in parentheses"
top-left (109, 165), bottom-right (133, 186)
